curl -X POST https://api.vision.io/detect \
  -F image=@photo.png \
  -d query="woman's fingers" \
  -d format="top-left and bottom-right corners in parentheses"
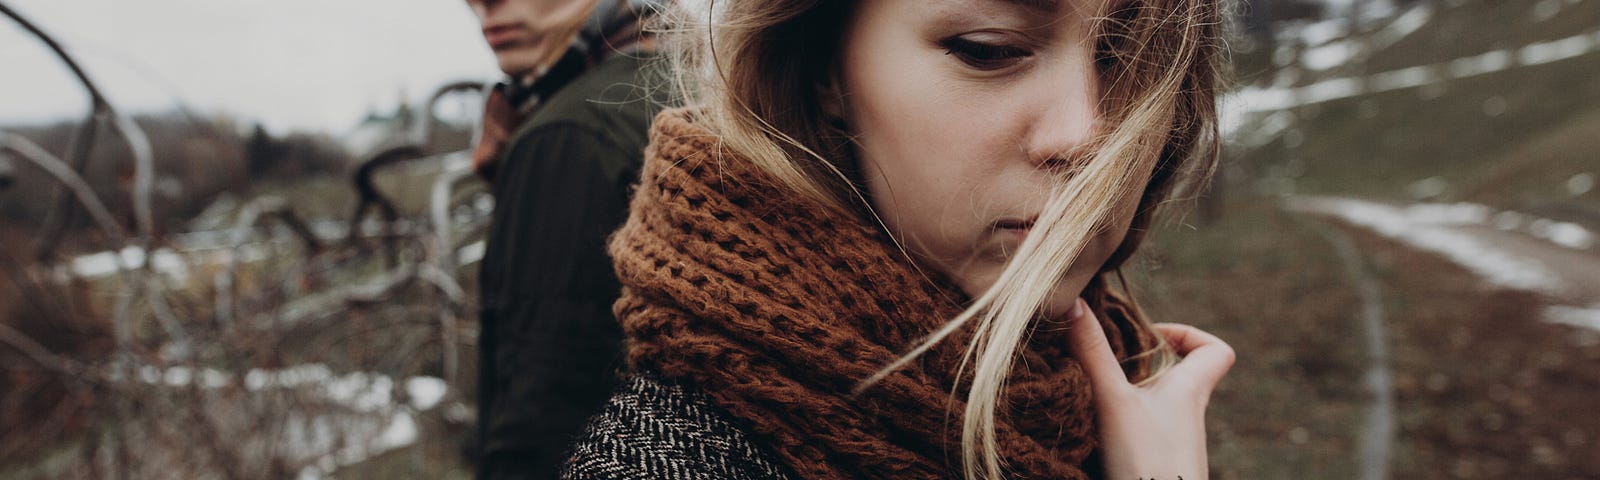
top-left (1070, 308), bottom-right (1235, 399)
top-left (1067, 298), bottom-right (1130, 393)
top-left (1153, 322), bottom-right (1227, 355)
top-left (1153, 323), bottom-right (1235, 396)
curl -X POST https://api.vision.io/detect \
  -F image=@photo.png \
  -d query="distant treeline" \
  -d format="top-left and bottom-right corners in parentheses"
top-left (0, 110), bottom-right (349, 234)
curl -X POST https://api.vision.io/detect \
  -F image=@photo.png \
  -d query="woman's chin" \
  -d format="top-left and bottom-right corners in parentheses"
top-left (1036, 292), bottom-right (1080, 319)
top-left (950, 267), bottom-right (1088, 320)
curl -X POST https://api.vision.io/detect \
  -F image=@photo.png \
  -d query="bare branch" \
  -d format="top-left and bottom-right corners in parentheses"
top-left (34, 110), bottom-right (106, 260)
top-left (0, 131), bottom-right (149, 349)
top-left (416, 264), bottom-right (466, 304)
top-left (416, 80), bottom-right (492, 148)
top-left (348, 145), bottom-right (425, 266)
top-left (0, 3), bottom-right (135, 259)
top-left (0, 130), bottom-right (128, 240)
top-left (110, 112), bottom-right (159, 245)
top-left (428, 152), bottom-right (475, 275)
top-left (0, 3), bottom-right (112, 107)
top-left (0, 321), bottom-right (88, 380)
top-left (218, 195), bottom-right (319, 329)
top-left (232, 196), bottom-right (324, 254)
top-left (144, 284), bottom-right (192, 361)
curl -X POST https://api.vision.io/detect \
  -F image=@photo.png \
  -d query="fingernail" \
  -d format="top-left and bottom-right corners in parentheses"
top-left (1069, 298), bottom-right (1086, 320)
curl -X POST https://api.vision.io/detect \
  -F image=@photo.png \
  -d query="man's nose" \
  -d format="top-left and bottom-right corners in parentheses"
top-left (466, 0), bottom-right (499, 16)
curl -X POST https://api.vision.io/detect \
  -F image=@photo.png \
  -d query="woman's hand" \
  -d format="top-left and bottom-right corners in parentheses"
top-left (1067, 298), bottom-right (1234, 480)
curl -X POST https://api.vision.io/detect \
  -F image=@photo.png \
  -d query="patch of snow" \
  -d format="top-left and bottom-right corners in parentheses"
top-left (1545, 305), bottom-right (1600, 332)
top-left (1519, 35), bottom-right (1594, 66)
top-left (1405, 202), bottom-right (1595, 251)
top-left (70, 246), bottom-right (188, 279)
top-left (1405, 176), bottom-right (1449, 200)
top-left (1368, 65), bottom-right (1435, 92)
top-left (1224, 87), bottom-right (1295, 115)
top-left (147, 366), bottom-right (236, 388)
top-left (1567, 172), bottom-right (1595, 196)
top-left (1447, 49), bottom-right (1514, 78)
top-left (163, 366), bottom-right (192, 387)
top-left (1285, 196), bottom-right (1565, 293)
top-left (1230, 26), bottom-right (1600, 116)
top-left (325, 372), bottom-right (395, 412)
top-left (1297, 18), bottom-right (1352, 46)
top-left (296, 412), bottom-right (421, 480)
top-left (139, 365), bottom-right (162, 384)
top-left (1402, 201), bottom-right (1493, 225)
top-left (128, 362), bottom-right (451, 479)
top-left (1303, 41), bottom-right (1359, 71)
top-left (406, 377), bottom-right (449, 410)
top-left (457, 240), bottom-right (486, 266)
top-left (1493, 211), bottom-right (1532, 231)
top-left (1302, 77), bottom-right (1364, 104)
top-left (1273, 43), bottom-right (1299, 68)
top-left (201, 368), bottom-right (231, 388)
top-left (1533, 0), bottom-right (1564, 22)
top-left (1228, 110), bottom-right (1297, 148)
top-left (1371, 6), bottom-right (1432, 48)
top-left (1530, 220), bottom-right (1596, 250)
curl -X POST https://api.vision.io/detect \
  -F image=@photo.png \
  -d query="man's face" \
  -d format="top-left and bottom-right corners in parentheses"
top-left (465, 0), bottom-right (599, 77)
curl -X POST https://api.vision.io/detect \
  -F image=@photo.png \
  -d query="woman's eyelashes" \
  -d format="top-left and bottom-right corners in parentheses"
top-left (939, 35), bottom-right (1033, 70)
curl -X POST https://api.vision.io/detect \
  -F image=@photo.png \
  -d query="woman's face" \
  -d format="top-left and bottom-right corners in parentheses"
top-left (837, 0), bottom-right (1145, 310)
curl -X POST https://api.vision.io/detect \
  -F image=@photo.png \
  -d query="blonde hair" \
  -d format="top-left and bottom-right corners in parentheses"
top-left (658, 0), bottom-right (1223, 478)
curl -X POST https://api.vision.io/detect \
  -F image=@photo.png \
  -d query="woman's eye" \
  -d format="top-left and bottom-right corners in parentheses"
top-left (940, 36), bottom-right (1032, 70)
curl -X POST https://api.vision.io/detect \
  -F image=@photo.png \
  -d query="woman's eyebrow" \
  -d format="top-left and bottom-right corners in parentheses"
top-left (994, 0), bottom-right (1061, 12)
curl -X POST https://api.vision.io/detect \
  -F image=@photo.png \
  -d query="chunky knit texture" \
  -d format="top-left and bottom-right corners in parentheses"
top-left (609, 108), bottom-right (1156, 479)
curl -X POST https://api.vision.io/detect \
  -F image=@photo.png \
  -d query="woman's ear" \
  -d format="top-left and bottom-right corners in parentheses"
top-left (815, 74), bottom-right (846, 122)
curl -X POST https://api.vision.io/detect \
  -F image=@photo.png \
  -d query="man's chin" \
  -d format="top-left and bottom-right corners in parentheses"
top-left (494, 53), bottom-right (543, 79)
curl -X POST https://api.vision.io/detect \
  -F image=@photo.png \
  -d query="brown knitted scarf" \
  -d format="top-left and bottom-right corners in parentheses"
top-left (610, 108), bottom-right (1155, 479)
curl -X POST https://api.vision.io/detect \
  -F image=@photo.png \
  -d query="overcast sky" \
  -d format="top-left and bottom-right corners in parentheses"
top-left (0, 0), bottom-right (501, 134)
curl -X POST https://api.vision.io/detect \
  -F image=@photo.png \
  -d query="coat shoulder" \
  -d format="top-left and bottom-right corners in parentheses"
top-left (561, 375), bottom-right (794, 480)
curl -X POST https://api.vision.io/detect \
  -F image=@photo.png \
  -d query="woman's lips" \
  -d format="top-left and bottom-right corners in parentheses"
top-left (994, 218), bottom-right (1036, 240)
top-left (483, 25), bottom-right (522, 49)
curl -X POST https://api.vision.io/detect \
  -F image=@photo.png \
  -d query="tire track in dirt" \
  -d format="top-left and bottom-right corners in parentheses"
top-left (1305, 219), bottom-right (1396, 480)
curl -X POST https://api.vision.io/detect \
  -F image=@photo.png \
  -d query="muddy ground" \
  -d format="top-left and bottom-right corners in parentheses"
top-left (1135, 199), bottom-right (1600, 479)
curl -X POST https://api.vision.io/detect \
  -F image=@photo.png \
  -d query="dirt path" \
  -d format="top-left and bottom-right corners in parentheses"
top-left (1288, 195), bottom-right (1600, 478)
top-left (1310, 222), bottom-right (1396, 480)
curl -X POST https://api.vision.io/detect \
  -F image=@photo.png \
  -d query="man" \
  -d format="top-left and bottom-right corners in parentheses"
top-left (464, 0), bottom-right (665, 478)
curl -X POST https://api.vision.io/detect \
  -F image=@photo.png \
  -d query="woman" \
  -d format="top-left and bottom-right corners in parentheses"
top-left (564, 0), bottom-right (1233, 479)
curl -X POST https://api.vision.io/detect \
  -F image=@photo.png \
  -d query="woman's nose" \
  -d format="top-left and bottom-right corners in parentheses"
top-left (1025, 54), bottom-right (1100, 168)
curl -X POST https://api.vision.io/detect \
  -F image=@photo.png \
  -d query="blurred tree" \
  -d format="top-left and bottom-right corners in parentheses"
top-left (0, 112), bottom-right (350, 237)
top-left (244, 125), bottom-right (351, 177)
top-left (0, 155), bottom-right (13, 192)
top-left (1238, 0), bottom-right (1327, 39)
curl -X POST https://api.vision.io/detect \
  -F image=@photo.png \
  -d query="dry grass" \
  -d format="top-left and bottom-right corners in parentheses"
top-left (1129, 199), bottom-right (1368, 479)
top-left (1127, 197), bottom-right (1600, 479)
top-left (0, 195), bottom-right (479, 479)
top-left (1343, 225), bottom-right (1600, 479)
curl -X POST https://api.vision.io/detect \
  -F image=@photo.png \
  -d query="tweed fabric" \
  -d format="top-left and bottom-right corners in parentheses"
top-left (563, 375), bottom-right (796, 480)
top-left (608, 108), bottom-right (1155, 479)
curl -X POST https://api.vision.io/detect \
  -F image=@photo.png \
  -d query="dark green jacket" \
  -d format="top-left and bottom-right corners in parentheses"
top-left (477, 52), bottom-right (667, 480)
